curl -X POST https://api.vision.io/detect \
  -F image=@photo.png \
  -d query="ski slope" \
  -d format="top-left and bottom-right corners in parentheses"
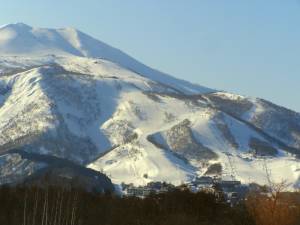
top-left (0, 23), bottom-right (299, 189)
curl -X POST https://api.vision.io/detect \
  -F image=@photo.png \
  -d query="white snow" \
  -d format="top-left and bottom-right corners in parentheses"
top-left (0, 23), bottom-right (213, 94)
top-left (213, 92), bottom-right (246, 101)
top-left (243, 98), bottom-right (265, 121)
top-left (0, 23), bottom-right (298, 188)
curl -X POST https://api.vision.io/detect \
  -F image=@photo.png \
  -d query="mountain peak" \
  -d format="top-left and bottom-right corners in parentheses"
top-left (0, 22), bottom-right (32, 30)
top-left (0, 23), bottom-right (213, 94)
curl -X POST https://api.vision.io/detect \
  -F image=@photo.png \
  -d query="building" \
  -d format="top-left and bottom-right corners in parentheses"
top-left (122, 181), bottom-right (175, 197)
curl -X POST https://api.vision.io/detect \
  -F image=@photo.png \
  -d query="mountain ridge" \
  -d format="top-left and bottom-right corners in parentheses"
top-left (0, 23), bottom-right (299, 189)
top-left (0, 23), bottom-right (214, 94)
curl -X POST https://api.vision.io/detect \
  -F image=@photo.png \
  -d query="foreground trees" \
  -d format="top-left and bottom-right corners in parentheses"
top-left (246, 182), bottom-right (300, 225)
top-left (0, 185), bottom-right (253, 225)
top-left (0, 186), bottom-right (80, 225)
top-left (0, 184), bottom-right (298, 225)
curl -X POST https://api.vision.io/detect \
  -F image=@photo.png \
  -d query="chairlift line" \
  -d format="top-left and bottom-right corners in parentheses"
top-left (225, 151), bottom-right (237, 181)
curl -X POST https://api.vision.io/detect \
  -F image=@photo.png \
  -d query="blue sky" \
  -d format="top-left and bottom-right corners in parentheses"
top-left (1, 0), bottom-right (300, 112)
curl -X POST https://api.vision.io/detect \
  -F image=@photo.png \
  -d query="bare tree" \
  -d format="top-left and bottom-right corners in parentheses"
top-left (32, 188), bottom-right (39, 225)
top-left (58, 189), bottom-right (64, 225)
top-left (23, 190), bottom-right (27, 225)
top-left (70, 191), bottom-right (79, 225)
top-left (246, 159), bottom-right (299, 225)
top-left (42, 188), bottom-right (49, 225)
top-left (53, 190), bottom-right (60, 225)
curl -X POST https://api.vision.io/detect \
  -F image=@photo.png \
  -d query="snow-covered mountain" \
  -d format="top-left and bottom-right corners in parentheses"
top-left (0, 23), bottom-right (212, 94)
top-left (0, 23), bottom-right (299, 189)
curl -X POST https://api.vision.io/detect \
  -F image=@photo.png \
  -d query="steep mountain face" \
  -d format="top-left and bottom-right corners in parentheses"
top-left (205, 93), bottom-right (300, 153)
top-left (0, 23), bottom-right (299, 189)
top-left (0, 23), bottom-right (212, 94)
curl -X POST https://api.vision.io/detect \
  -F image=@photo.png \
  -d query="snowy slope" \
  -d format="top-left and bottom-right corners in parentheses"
top-left (206, 92), bottom-right (300, 153)
top-left (0, 23), bottom-right (213, 94)
top-left (0, 23), bottom-right (299, 189)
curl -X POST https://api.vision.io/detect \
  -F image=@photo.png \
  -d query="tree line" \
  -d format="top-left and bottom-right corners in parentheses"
top-left (0, 183), bottom-right (299, 225)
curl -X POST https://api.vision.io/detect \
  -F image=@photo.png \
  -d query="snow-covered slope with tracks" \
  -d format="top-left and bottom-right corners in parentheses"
top-left (0, 23), bottom-right (299, 189)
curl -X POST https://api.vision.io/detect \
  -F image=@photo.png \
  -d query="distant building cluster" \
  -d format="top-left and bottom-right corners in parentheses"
top-left (122, 181), bottom-right (175, 197)
top-left (121, 176), bottom-right (248, 206)
top-left (188, 177), bottom-right (248, 206)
